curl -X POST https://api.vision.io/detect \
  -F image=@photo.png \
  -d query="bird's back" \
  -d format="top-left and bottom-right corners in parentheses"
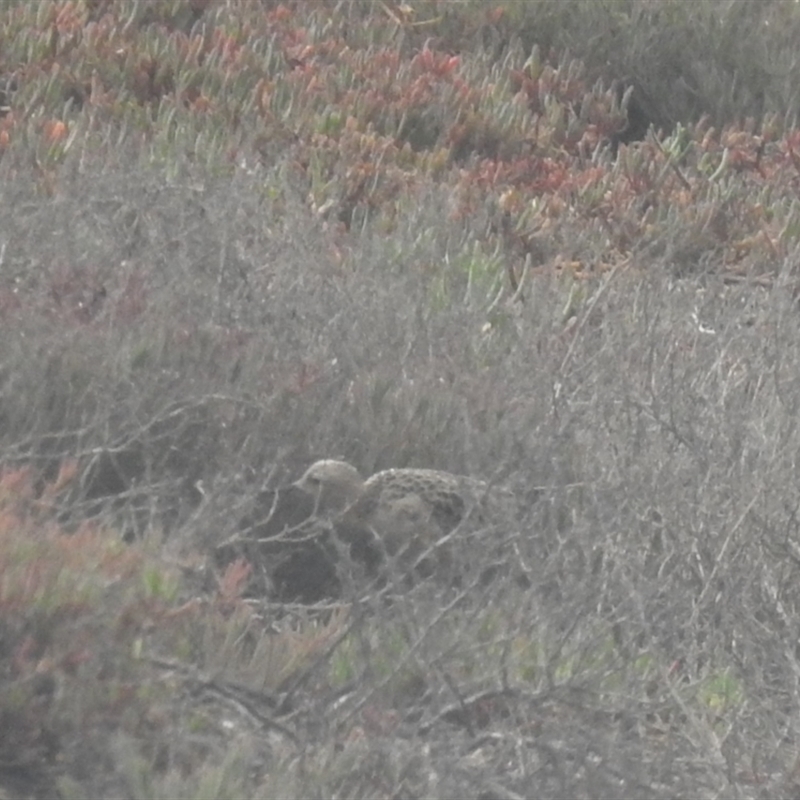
top-left (331, 465), bottom-right (522, 585)
top-left (347, 467), bottom-right (515, 534)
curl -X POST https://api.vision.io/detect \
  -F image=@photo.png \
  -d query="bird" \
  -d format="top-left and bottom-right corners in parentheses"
top-left (292, 459), bottom-right (518, 579)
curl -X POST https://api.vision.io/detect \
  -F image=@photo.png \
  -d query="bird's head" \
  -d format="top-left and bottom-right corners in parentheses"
top-left (293, 459), bottom-right (364, 516)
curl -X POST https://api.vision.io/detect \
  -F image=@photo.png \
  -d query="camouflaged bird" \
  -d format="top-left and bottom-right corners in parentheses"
top-left (293, 459), bottom-right (518, 576)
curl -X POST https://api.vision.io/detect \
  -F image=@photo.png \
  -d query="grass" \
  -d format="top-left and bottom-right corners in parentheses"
top-left (3, 0), bottom-right (800, 797)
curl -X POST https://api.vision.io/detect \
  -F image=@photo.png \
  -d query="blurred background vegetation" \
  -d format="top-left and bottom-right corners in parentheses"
top-left (3, 1), bottom-right (800, 798)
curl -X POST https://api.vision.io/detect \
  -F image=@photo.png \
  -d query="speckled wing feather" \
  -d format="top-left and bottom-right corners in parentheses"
top-left (344, 467), bottom-right (515, 536)
top-left (344, 470), bottom-right (446, 528)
